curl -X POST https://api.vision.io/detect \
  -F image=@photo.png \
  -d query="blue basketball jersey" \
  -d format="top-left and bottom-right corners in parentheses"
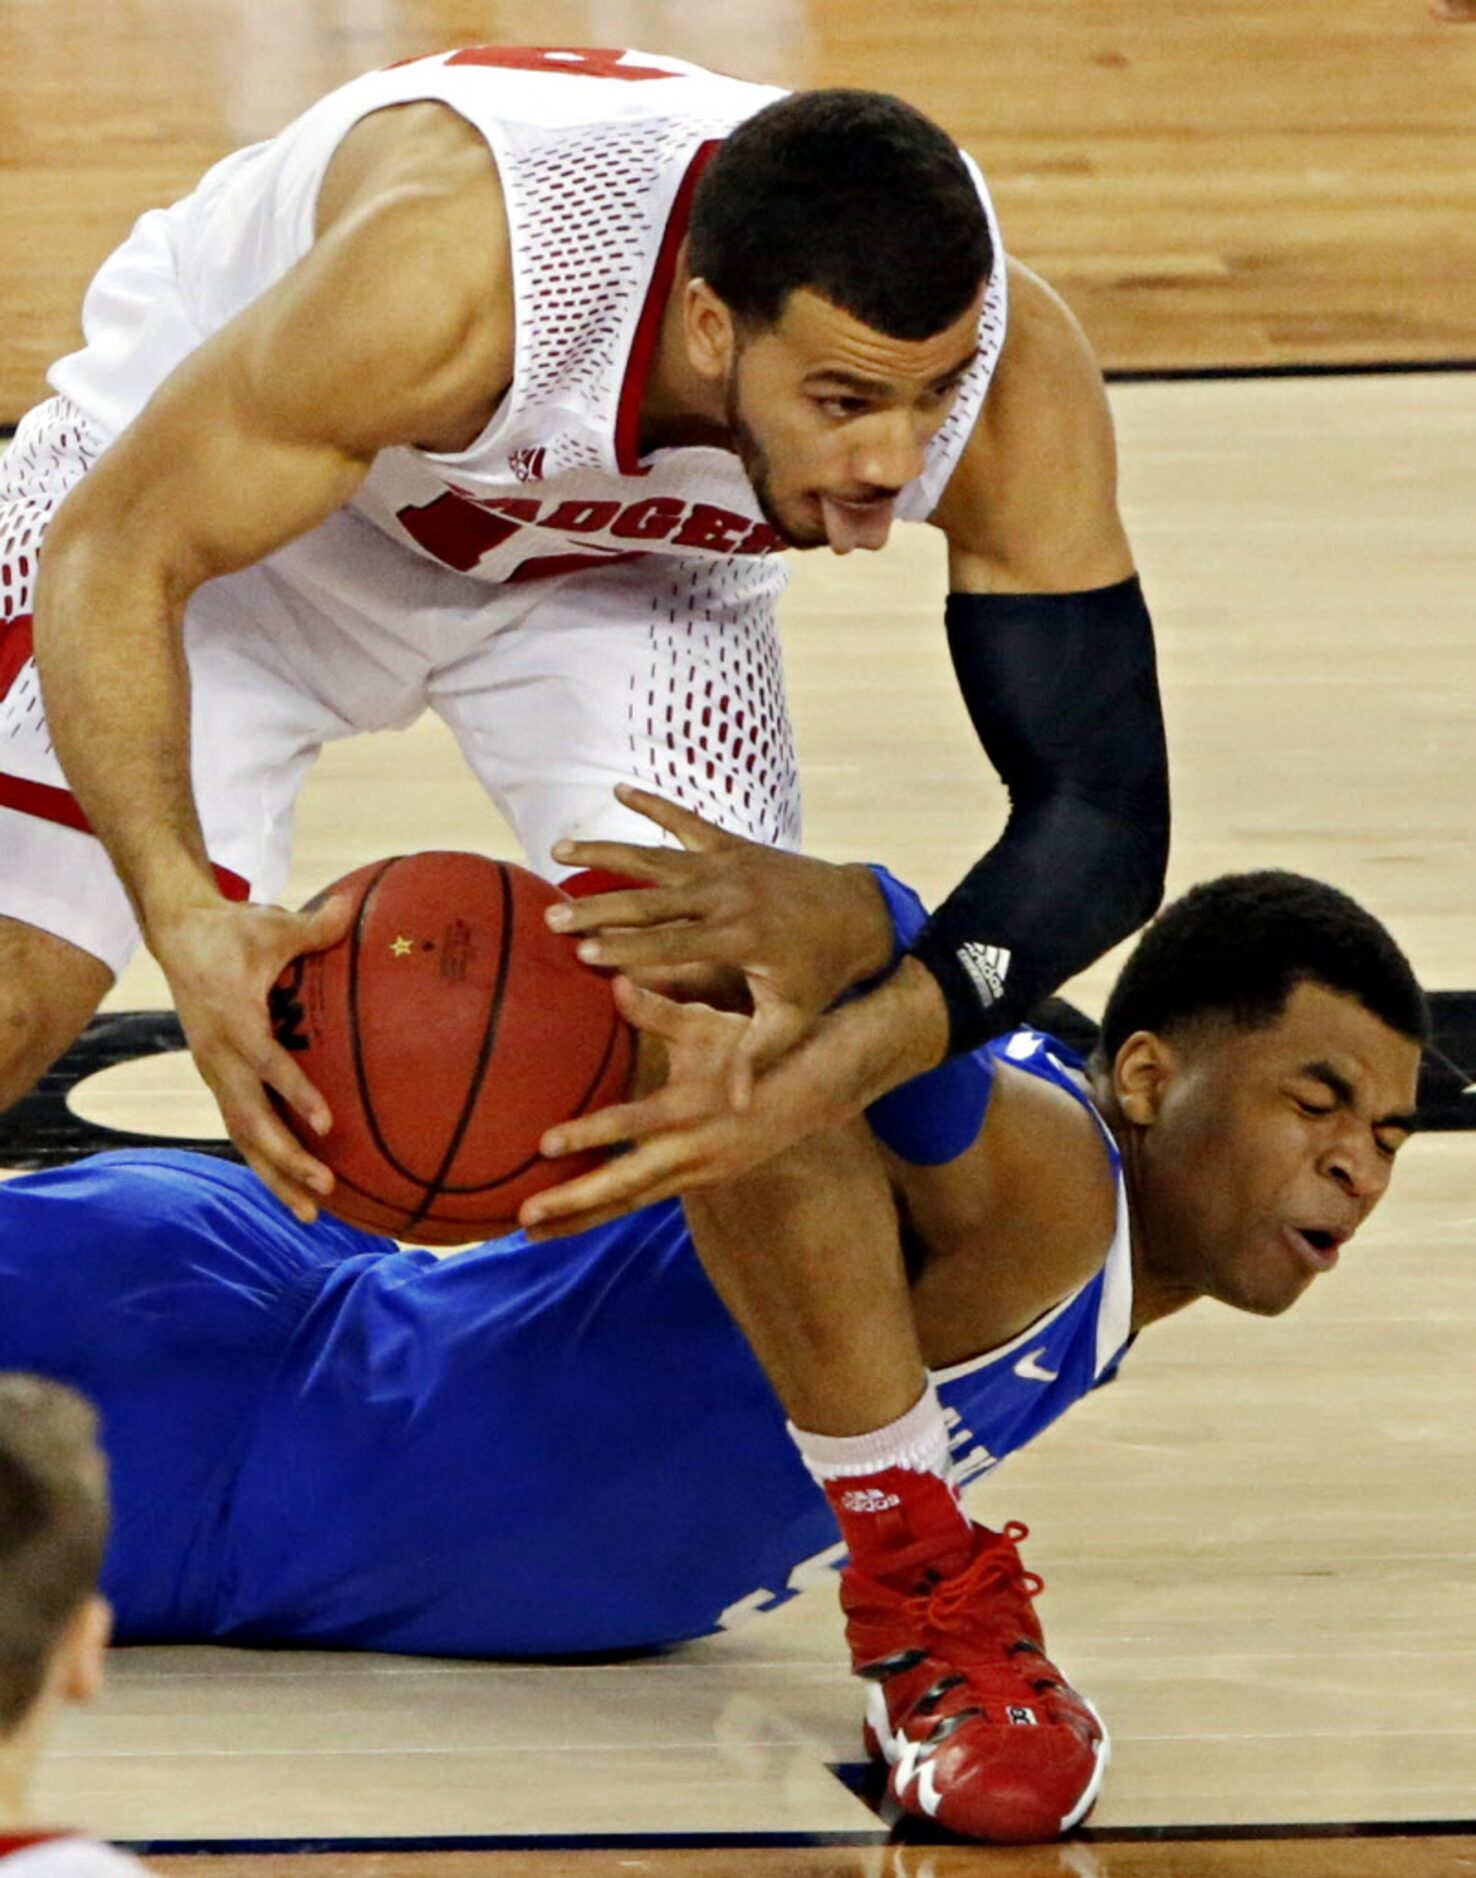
top-left (0, 1031), bottom-right (1133, 1658)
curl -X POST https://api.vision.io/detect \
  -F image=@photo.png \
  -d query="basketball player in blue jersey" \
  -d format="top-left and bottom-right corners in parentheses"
top-left (0, 848), bottom-right (1423, 1843)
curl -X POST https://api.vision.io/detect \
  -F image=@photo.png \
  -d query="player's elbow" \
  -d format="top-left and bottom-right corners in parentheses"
top-left (1104, 784), bottom-right (1170, 943)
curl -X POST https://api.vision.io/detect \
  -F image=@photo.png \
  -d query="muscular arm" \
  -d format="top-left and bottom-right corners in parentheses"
top-left (34, 104), bottom-right (513, 939)
top-left (30, 104), bottom-right (515, 1219)
top-left (905, 261), bottom-right (1169, 1053)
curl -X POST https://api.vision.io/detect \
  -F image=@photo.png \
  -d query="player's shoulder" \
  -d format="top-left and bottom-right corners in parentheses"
top-left (932, 259), bottom-right (1127, 584)
top-left (952, 261), bottom-right (1112, 478)
top-left (987, 1032), bottom-right (1119, 1232)
top-left (347, 45), bottom-right (784, 138)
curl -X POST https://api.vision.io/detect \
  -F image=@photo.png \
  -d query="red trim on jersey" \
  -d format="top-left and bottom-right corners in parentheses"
top-left (0, 1834), bottom-right (72, 1856)
top-left (614, 139), bottom-right (722, 476)
top-left (0, 774), bottom-right (251, 903)
top-left (560, 869), bottom-right (653, 899)
top-left (0, 614), bottom-right (34, 701)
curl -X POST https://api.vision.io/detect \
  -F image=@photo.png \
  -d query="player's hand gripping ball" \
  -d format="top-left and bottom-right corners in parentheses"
top-left (268, 853), bottom-right (634, 1243)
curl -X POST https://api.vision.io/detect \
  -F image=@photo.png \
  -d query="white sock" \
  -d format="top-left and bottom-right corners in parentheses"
top-left (788, 1381), bottom-right (952, 1486)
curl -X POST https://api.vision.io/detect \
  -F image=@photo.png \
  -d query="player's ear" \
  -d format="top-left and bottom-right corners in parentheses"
top-left (54, 1594), bottom-right (112, 1707)
top-left (683, 276), bottom-right (739, 383)
top-left (1113, 1030), bottom-right (1178, 1127)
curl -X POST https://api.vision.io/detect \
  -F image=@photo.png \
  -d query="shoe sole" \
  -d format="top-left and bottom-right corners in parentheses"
top-left (865, 1682), bottom-right (1112, 1839)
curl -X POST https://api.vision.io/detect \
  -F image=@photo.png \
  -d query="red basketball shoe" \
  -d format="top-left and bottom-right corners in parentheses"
top-left (832, 1470), bottom-right (1108, 1843)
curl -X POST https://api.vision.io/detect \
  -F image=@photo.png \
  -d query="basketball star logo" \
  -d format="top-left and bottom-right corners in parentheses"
top-left (389, 935), bottom-right (414, 958)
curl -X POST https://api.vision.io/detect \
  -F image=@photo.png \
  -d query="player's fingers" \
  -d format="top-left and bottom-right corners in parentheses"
top-left (727, 1001), bottom-right (809, 1111)
top-left (523, 1177), bottom-right (684, 1242)
top-left (548, 837), bottom-right (686, 888)
top-left (238, 1144), bottom-right (323, 1227)
top-left (548, 885), bottom-right (699, 935)
top-left (254, 1034), bottom-right (334, 1138)
top-left (572, 924), bottom-right (727, 971)
top-left (612, 783), bottom-right (735, 852)
top-left (520, 1134), bottom-right (697, 1229)
top-left (611, 974), bottom-right (705, 1042)
top-left (540, 1078), bottom-right (717, 1157)
top-left (204, 1063), bottom-right (333, 1221)
top-left (627, 961), bottom-right (750, 1007)
top-left (298, 892), bottom-right (355, 953)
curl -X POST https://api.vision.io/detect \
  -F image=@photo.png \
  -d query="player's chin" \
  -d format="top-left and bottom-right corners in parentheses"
top-left (1215, 1254), bottom-right (1315, 1318)
top-left (772, 510), bottom-right (828, 550)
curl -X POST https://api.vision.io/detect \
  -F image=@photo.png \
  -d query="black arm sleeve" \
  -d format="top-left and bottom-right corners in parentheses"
top-left (909, 575), bottom-right (1170, 1054)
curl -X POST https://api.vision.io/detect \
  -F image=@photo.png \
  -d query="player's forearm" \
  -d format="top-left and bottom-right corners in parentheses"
top-left (33, 525), bottom-right (221, 937)
top-left (796, 955), bottom-right (953, 1121)
top-left (913, 577), bottom-right (1170, 1053)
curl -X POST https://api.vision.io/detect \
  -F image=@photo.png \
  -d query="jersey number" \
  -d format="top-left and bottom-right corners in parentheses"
top-left (445, 47), bottom-right (679, 82)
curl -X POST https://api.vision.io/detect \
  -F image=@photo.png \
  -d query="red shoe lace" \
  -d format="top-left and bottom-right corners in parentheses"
top-left (904, 1520), bottom-right (1045, 1635)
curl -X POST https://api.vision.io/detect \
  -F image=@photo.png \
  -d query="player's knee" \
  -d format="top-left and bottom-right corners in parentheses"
top-left (0, 933), bottom-right (108, 1110)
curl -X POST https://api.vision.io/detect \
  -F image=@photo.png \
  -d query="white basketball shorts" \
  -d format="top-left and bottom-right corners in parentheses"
top-left (0, 397), bottom-right (802, 975)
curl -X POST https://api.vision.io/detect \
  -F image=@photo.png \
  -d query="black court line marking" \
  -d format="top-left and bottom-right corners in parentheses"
top-left (120, 1831), bottom-right (892, 1855)
top-left (115, 1820), bottom-right (1476, 1857)
top-left (833, 1760), bottom-right (1476, 1845)
top-left (1082, 1821), bottom-right (1476, 1844)
top-left (1106, 358), bottom-right (1476, 384)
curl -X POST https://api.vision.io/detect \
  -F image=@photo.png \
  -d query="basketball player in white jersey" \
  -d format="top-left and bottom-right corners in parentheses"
top-left (0, 1377), bottom-right (146, 1876)
top-left (2, 47), bottom-right (1165, 1207)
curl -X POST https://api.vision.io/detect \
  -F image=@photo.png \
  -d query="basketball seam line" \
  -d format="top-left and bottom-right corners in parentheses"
top-left (427, 998), bottom-right (628, 1195)
top-left (346, 855), bottom-right (439, 1204)
top-left (403, 861), bottom-right (516, 1230)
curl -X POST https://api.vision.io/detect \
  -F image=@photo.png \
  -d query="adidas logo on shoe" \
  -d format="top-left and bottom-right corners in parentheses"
top-left (840, 1487), bottom-right (903, 1514)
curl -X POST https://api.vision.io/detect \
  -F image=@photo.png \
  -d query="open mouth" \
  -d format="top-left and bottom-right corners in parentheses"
top-left (1284, 1224), bottom-right (1343, 1271)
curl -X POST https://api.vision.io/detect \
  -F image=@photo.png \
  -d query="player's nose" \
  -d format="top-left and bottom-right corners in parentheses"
top-left (1321, 1129), bottom-right (1391, 1206)
top-left (851, 409), bottom-right (927, 492)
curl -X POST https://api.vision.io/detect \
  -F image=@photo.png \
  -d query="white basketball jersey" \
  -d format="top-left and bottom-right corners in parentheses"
top-left (48, 46), bottom-right (1008, 589)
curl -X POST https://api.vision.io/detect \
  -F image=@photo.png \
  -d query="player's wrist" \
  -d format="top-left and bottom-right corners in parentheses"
top-left (810, 957), bottom-right (951, 1116)
top-left (833, 862), bottom-right (900, 991)
top-left (136, 861), bottom-right (232, 956)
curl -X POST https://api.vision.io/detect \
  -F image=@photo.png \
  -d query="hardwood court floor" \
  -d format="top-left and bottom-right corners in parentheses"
top-left (2, 0), bottom-right (1475, 423)
top-left (148, 1847), bottom-right (1476, 1878)
top-left (28, 371), bottom-right (1475, 1862)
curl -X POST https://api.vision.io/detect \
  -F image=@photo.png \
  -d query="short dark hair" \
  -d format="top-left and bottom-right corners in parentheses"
top-left (0, 1374), bottom-right (109, 1734)
top-left (1098, 871), bottom-right (1429, 1062)
top-left (689, 89), bottom-right (992, 340)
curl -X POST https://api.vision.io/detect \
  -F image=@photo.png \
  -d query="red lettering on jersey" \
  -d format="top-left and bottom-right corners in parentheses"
top-left (611, 497), bottom-right (684, 541)
top-left (543, 499), bottom-right (621, 534)
top-left (446, 47), bottom-right (679, 82)
top-left (672, 505), bottom-right (749, 554)
top-left (396, 493), bottom-right (538, 572)
top-left (737, 521), bottom-right (787, 556)
top-left (0, 614), bottom-right (34, 700)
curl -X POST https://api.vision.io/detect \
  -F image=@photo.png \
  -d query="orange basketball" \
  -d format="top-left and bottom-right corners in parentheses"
top-left (268, 853), bottom-right (634, 1244)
